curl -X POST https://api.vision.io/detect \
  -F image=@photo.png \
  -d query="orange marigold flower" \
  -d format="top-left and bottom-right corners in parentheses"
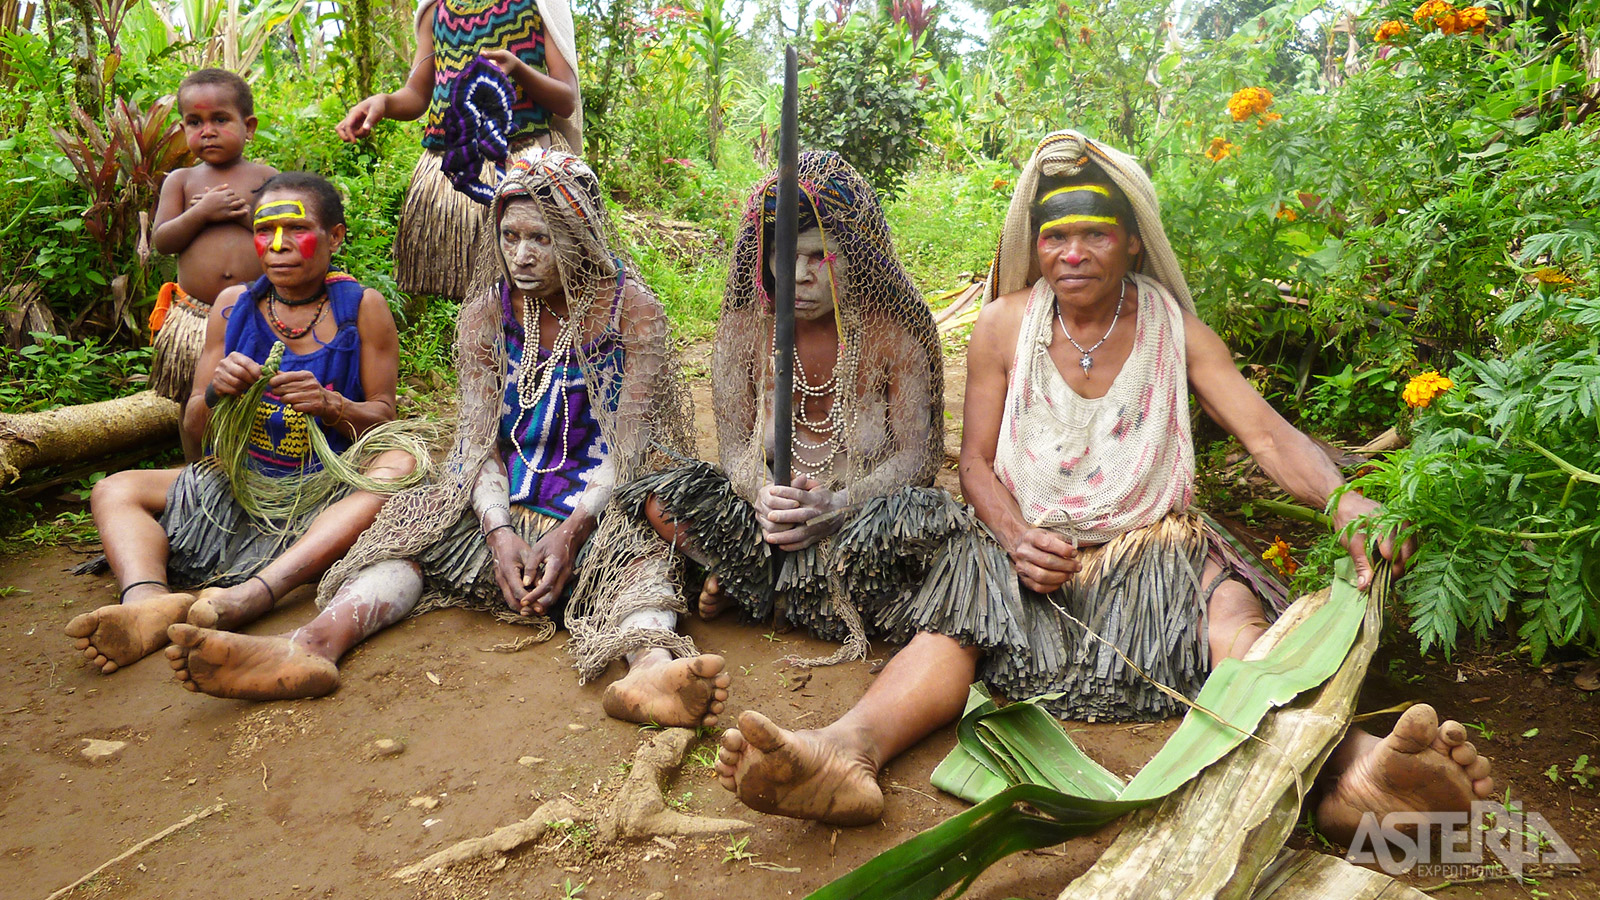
top-left (1276, 206), bottom-right (1298, 222)
top-left (1205, 136), bottom-right (1237, 161)
top-left (1402, 371), bottom-right (1454, 409)
top-left (1413, 0), bottom-right (1455, 27)
top-left (1375, 20), bottom-right (1409, 42)
top-left (1456, 6), bottom-right (1488, 33)
top-left (1262, 537), bottom-right (1299, 577)
top-left (1228, 87), bottom-right (1274, 122)
top-left (991, 177), bottom-right (1009, 191)
top-left (1079, 26), bottom-right (1092, 45)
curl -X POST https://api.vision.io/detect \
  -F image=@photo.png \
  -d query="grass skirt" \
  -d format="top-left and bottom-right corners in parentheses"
top-left (964, 513), bottom-right (1289, 722)
top-left (395, 134), bottom-right (554, 300)
top-left (614, 462), bottom-right (1029, 664)
top-left (148, 285), bottom-right (211, 402)
top-left (60, 457), bottom-right (353, 588)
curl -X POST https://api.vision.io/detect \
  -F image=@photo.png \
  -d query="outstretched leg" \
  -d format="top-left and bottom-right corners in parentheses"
top-left (187, 449), bottom-right (417, 630)
top-left (167, 558), bottom-right (423, 700)
top-left (1203, 563), bottom-right (1494, 843)
top-left (716, 631), bottom-right (978, 826)
top-left (602, 605), bottom-right (731, 727)
top-left (66, 468), bottom-right (190, 673)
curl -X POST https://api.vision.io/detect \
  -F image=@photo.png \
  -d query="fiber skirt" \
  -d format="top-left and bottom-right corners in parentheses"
top-left (614, 461), bottom-right (1033, 663)
top-left (957, 513), bottom-right (1290, 722)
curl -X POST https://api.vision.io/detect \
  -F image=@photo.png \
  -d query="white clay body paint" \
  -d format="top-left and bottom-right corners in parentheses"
top-left (306, 558), bottom-right (424, 643)
top-left (499, 200), bottom-right (560, 301)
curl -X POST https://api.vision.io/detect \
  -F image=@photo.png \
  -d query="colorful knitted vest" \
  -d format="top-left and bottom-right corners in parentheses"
top-left (423, 0), bottom-right (550, 150)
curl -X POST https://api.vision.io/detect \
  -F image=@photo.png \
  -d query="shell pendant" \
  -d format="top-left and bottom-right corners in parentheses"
top-left (1079, 354), bottom-right (1093, 376)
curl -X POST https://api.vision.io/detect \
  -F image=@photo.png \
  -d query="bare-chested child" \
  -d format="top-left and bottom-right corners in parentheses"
top-left (150, 68), bottom-right (277, 460)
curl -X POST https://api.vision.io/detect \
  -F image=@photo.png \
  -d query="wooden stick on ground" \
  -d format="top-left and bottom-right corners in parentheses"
top-left (44, 802), bottom-right (227, 900)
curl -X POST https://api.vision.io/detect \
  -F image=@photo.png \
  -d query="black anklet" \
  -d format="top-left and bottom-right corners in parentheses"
top-left (118, 580), bottom-right (170, 601)
top-left (250, 574), bottom-right (278, 604)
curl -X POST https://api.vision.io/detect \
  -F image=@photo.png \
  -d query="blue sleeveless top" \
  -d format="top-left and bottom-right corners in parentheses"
top-left (221, 272), bottom-right (368, 477)
top-left (499, 281), bottom-right (624, 519)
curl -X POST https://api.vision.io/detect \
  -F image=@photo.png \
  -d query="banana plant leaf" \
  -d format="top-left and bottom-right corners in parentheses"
top-left (809, 559), bottom-right (1370, 900)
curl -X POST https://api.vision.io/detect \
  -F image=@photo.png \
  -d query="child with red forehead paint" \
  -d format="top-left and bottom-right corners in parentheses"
top-left (150, 68), bottom-right (278, 461)
top-left (68, 172), bottom-right (419, 681)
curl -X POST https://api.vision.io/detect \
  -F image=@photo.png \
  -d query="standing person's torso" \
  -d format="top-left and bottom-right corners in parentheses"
top-left (422, 0), bottom-right (551, 150)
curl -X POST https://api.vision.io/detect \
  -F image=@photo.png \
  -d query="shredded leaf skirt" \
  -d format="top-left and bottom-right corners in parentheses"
top-left (149, 457), bottom-right (352, 588)
top-left (614, 461), bottom-right (1030, 662)
top-left (407, 503), bottom-right (582, 622)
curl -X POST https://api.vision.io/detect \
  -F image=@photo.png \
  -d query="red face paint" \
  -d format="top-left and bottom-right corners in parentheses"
top-left (292, 231), bottom-right (318, 258)
top-left (254, 232), bottom-right (272, 256)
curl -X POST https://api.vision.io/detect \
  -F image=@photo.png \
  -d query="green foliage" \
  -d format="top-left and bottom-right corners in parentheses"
top-left (1342, 283), bottom-right (1600, 661)
top-left (798, 15), bottom-right (930, 200)
top-left (1301, 364), bottom-right (1400, 436)
top-left (0, 332), bottom-right (150, 411)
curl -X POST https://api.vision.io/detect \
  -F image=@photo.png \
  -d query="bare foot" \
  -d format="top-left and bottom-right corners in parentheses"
top-left (186, 582), bottom-right (273, 630)
top-left (164, 623), bottom-right (339, 700)
top-left (1316, 704), bottom-right (1495, 845)
top-left (64, 593), bottom-right (195, 674)
top-left (698, 574), bottom-right (731, 619)
top-left (715, 709), bottom-right (883, 826)
top-left (603, 653), bottom-right (731, 727)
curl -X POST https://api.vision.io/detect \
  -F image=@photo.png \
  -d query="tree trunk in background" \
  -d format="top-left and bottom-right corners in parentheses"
top-left (0, 391), bottom-right (179, 487)
top-left (62, 0), bottom-right (102, 116)
top-left (352, 0), bottom-right (374, 98)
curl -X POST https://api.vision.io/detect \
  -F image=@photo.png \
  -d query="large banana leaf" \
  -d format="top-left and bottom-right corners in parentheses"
top-left (809, 559), bottom-right (1372, 900)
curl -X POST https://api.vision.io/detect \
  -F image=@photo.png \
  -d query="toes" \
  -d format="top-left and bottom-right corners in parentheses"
top-left (1392, 703), bottom-right (1440, 751)
top-left (1450, 741), bottom-right (1477, 767)
top-left (688, 654), bottom-right (725, 678)
top-left (64, 613), bottom-right (96, 638)
top-left (721, 727), bottom-right (746, 753)
top-left (708, 699), bottom-right (725, 715)
top-left (186, 601), bottom-right (217, 628)
top-left (738, 710), bottom-right (784, 752)
top-left (1467, 756), bottom-right (1491, 782)
top-left (81, 646), bottom-right (100, 662)
top-left (100, 659), bottom-right (118, 674)
top-left (1472, 775), bottom-right (1494, 798)
top-left (1436, 718), bottom-right (1467, 747)
top-left (167, 623), bottom-right (203, 648)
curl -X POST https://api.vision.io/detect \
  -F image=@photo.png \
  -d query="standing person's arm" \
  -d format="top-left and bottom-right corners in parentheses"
top-left (957, 292), bottom-right (1079, 593)
top-left (335, 11), bottom-right (437, 140)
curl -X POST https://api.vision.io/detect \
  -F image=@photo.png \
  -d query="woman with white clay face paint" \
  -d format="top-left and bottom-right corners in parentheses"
top-left (160, 151), bottom-right (723, 727)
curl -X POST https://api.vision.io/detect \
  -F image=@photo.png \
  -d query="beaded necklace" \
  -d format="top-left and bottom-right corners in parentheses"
top-left (502, 267), bottom-right (625, 476)
top-left (770, 230), bottom-right (858, 477)
top-left (266, 286), bottom-right (329, 340)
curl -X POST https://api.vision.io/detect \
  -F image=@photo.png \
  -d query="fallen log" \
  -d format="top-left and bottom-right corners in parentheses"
top-left (0, 390), bottom-right (179, 488)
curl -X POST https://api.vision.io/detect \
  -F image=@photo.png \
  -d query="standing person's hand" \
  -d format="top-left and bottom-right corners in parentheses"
top-left (479, 49), bottom-right (530, 85)
top-left (336, 95), bottom-right (389, 142)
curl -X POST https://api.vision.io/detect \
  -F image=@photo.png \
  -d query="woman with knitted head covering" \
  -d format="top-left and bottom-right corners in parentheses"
top-left (618, 152), bottom-right (1031, 826)
top-left (960, 130), bottom-right (1490, 843)
top-left (160, 152), bottom-right (729, 729)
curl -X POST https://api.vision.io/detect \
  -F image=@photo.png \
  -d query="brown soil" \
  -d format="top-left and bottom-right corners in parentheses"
top-left (2, 351), bottom-right (1596, 900)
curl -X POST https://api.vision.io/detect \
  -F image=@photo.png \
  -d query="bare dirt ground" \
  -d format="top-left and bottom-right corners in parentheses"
top-left (2, 350), bottom-right (1596, 900)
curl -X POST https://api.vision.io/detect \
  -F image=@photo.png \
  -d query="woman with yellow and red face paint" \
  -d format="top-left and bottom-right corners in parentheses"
top-left (67, 172), bottom-right (416, 681)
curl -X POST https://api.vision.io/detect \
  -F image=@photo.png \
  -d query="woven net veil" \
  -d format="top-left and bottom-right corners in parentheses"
top-left (319, 149), bottom-right (695, 630)
top-left (717, 151), bottom-right (943, 503)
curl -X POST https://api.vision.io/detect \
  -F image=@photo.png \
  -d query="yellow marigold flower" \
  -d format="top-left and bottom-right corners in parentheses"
top-left (1228, 87), bottom-right (1275, 122)
top-left (1413, 0), bottom-right (1455, 27)
top-left (1456, 6), bottom-right (1488, 33)
top-left (1262, 537), bottom-right (1299, 577)
top-left (1276, 206), bottom-right (1298, 222)
top-left (1438, 11), bottom-right (1463, 33)
top-left (1204, 136), bottom-right (1237, 161)
top-left (1375, 20), bottom-right (1409, 42)
top-left (1402, 371), bottom-right (1454, 409)
top-left (991, 177), bottom-right (1009, 191)
top-left (1533, 267), bottom-right (1575, 285)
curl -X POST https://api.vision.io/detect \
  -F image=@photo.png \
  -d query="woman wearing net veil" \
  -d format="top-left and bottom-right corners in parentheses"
top-left (160, 151), bottom-right (731, 727)
top-left (617, 151), bottom-right (1031, 825)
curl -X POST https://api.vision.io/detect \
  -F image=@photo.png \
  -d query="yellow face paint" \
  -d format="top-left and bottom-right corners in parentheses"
top-left (1039, 214), bottom-right (1120, 233)
top-left (1039, 185), bottom-right (1111, 204)
top-left (253, 200), bottom-right (311, 257)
